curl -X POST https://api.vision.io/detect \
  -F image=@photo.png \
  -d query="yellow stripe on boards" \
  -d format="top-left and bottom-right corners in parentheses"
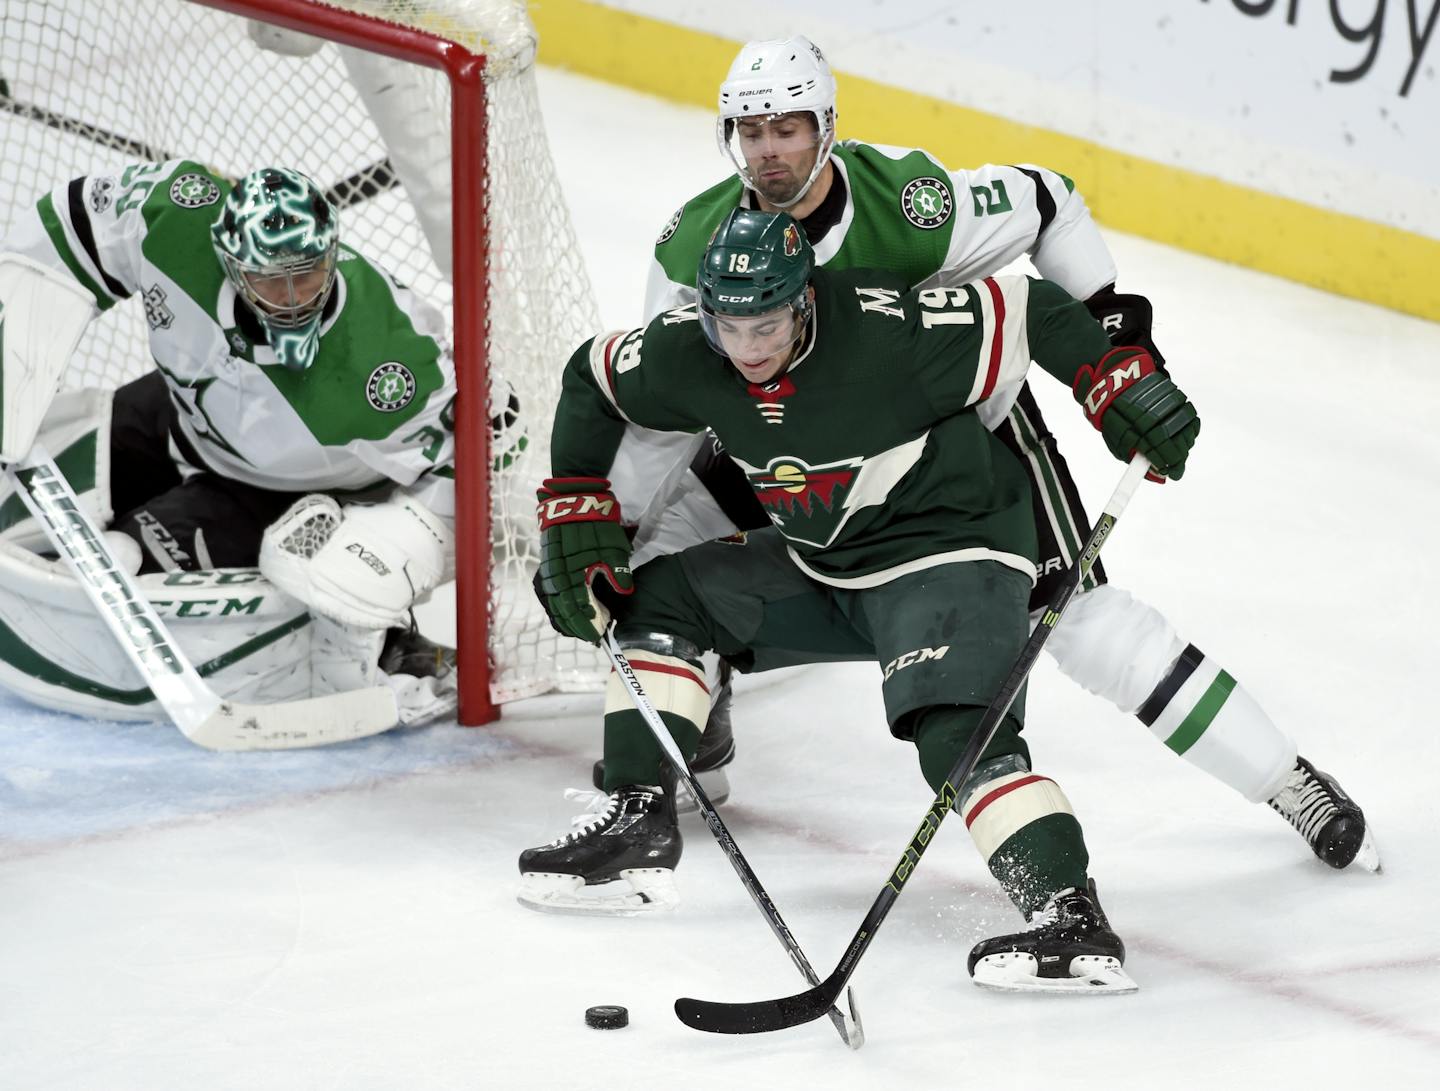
top-left (531, 0), bottom-right (1440, 323)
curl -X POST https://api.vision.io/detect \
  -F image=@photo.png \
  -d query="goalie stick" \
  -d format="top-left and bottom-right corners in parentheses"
top-left (602, 631), bottom-right (864, 1050)
top-left (4, 448), bottom-right (400, 750)
top-left (0, 85), bottom-right (398, 210)
top-left (674, 452), bottom-right (1152, 1037)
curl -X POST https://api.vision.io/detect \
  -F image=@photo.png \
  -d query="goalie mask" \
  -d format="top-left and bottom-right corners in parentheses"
top-left (697, 209), bottom-right (815, 380)
top-left (716, 36), bottom-right (837, 210)
top-left (211, 167), bottom-right (339, 372)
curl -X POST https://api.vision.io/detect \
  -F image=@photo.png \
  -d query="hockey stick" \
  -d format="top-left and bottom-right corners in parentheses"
top-left (3, 448), bottom-right (400, 750)
top-left (674, 452), bottom-right (1152, 1036)
top-left (602, 631), bottom-right (864, 1050)
top-left (0, 86), bottom-right (397, 210)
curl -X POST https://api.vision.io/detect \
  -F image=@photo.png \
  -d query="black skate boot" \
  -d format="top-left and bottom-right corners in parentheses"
top-left (517, 770), bottom-right (682, 916)
top-left (968, 879), bottom-right (1137, 994)
top-left (1268, 756), bottom-right (1380, 871)
top-left (379, 622), bottom-right (455, 678)
top-left (591, 661), bottom-right (736, 811)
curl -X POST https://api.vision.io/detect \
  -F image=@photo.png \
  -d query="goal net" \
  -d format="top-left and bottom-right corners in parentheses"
top-left (0, 0), bottom-right (607, 721)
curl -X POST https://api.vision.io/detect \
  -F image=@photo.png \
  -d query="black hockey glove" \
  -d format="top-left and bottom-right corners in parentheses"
top-left (1085, 285), bottom-right (1165, 367)
top-left (1074, 347), bottom-right (1199, 480)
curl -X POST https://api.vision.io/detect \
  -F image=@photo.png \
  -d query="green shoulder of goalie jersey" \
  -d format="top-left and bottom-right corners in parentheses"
top-left (9, 157), bottom-right (453, 481)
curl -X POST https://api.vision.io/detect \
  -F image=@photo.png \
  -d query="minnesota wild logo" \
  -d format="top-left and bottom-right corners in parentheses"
top-left (900, 176), bottom-right (952, 230)
top-left (169, 172), bottom-right (221, 209)
top-left (366, 362), bottom-right (417, 412)
top-left (744, 453), bottom-right (862, 547)
top-left (782, 222), bottom-right (802, 256)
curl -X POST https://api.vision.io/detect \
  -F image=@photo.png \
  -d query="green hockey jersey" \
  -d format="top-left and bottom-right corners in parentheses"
top-left (555, 266), bottom-right (1113, 587)
top-left (2, 159), bottom-right (455, 517)
top-left (645, 140), bottom-right (1117, 322)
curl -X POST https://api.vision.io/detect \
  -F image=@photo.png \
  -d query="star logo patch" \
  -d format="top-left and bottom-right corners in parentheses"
top-left (366, 362), bottom-right (417, 412)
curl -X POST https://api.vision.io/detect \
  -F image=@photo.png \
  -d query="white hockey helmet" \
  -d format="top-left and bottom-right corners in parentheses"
top-left (716, 35), bottom-right (837, 209)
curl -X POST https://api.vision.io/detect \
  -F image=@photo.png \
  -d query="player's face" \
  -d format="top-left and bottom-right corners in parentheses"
top-left (243, 264), bottom-right (332, 325)
top-left (732, 113), bottom-right (822, 208)
top-left (711, 302), bottom-right (804, 383)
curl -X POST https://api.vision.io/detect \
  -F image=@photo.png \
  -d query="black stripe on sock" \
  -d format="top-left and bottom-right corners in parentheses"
top-left (67, 177), bottom-right (129, 301)
top-left (1014, 167), bottom-right (1056, 236)
top-left (1137, 643), bottom-right (1204, 727)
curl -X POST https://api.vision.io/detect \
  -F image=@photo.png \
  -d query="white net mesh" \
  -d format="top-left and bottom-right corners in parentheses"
top-left (0, 0), bottom-right (608, 707)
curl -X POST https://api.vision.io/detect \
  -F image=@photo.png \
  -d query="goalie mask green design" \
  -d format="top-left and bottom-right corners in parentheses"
top-left (697, 209), bottom-right (815, 363)
top-left (211, 167), bottom-right (339, 371)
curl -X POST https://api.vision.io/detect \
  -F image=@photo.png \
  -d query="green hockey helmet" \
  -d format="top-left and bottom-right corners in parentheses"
top-left (211, 166), bottom-right (339, 370)
top-left (698, 209), bottom-right (815, 367)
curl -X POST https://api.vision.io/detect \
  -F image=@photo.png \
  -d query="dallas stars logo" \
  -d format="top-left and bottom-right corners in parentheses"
top-left (656, 206), bottom-right (684, 245)
top-left (169, 172), bottom-right (221, 209)
top-left (900, 176), bottom-right (953, 230)
top-left (366, 362), bottom-right (417, 412)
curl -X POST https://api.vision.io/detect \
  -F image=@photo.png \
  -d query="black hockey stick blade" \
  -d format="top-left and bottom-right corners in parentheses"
top-left (676, 970), bottom-right (848, 1035)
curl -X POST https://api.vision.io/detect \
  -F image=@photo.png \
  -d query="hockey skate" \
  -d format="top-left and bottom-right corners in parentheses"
top-left (380, 622), bottom-right (455, 679)
top-left (517, 775), bottom-right (682, 916)
top-left (1268, 756), bottom-right (1380, 872)
top-left (968, 879), bottom-right (1138, 994)
top-left (591, 662), bottom-right (736, 813)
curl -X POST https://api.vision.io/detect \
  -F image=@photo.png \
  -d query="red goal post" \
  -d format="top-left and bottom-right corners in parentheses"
top-left (0, 0), bottom-right (607, 723)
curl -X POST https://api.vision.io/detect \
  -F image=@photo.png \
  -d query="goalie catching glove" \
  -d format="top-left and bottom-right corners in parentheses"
top-left (533, 477), bottom-right (633, 644)
top-left (260, 494), bottom-right (452, 629)
top-left (1074, 347), bottom-right (1200, 480)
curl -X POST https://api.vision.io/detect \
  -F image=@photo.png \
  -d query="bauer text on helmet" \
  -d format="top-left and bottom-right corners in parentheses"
top-left (716, 36), bottom-right (837, 211)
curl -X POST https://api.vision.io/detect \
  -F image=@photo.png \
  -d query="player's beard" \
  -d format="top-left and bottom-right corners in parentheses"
top-left (753, 163), bottom-right (805, 208)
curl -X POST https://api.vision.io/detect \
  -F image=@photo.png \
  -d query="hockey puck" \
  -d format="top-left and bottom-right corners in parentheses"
top-left (584, 1005), bottom-right (629, 1029)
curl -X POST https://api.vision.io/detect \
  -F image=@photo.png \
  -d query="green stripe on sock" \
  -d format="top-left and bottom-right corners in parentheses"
top-left (1164, 671), bottom-right (1236, 755)
top-left (37, 193), bottom-right (115, 311)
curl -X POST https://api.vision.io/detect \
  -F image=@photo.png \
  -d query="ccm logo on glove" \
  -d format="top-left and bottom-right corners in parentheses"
top-left (537, 493), bottom-right (620, 525)
top-left (1075, 348), bottom-right (1155, 422)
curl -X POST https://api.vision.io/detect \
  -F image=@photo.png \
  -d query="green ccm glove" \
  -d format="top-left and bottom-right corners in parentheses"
top-left (534, 477), bottom-right (634, 643)
top-left (1074, 347), bottom-right (1200, 480)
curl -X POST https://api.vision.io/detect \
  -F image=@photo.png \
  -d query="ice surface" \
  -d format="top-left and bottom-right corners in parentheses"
top-left (2, 66), bottom-right (1438, 1090)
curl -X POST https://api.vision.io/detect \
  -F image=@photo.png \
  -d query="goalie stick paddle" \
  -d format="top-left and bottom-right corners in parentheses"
top-left (601, 632), bottom-right (864, 1050)
top-left (4, 449), bottom-right (400, 750)
top-left (674, 453), bottom-right (1152, 1036)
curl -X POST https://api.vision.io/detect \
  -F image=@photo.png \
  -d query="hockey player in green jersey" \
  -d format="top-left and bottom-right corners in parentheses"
top-left (595, 34), bottom-right (1375, 873)
top-left (520, 209), bottom-right (1198, 990)
top-left (0, 162), bottom-right (456, 726)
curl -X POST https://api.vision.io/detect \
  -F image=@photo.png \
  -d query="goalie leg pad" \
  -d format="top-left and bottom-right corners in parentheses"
top-left (0, 252), bottom-right (97, 462)
top-left (0, 387), bottom-right (115, 551)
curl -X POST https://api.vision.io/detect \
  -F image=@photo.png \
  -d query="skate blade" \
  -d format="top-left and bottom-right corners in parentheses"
top-left (1351, 826), bottom-right (1382, 873)
top-left (516, 868), bottom-right (680, 917)
top-left (675, 769), bottom-right (731, 815)
top-left (972, 952), bottom-right (1138, 995)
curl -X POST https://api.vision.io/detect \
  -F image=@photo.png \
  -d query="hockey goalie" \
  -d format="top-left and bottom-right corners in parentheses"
top-left (0, 159), bottom-right (460, 732)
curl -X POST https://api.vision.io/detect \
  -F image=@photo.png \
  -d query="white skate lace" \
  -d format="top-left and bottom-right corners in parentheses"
top-left (1025, 887), bottom-right (1080, 929)
top-left (1269, 767), bottom-right (1339, 844)
top-left (542, 788), bottom-right (618, 847)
